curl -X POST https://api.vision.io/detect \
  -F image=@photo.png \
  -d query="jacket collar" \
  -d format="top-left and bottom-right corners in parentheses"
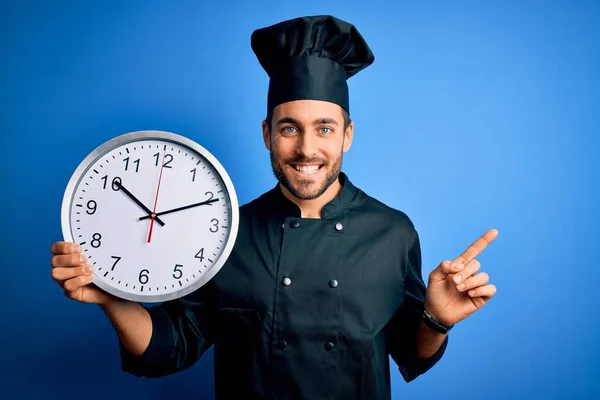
top-left (268, 172), bottom-right (359, 218)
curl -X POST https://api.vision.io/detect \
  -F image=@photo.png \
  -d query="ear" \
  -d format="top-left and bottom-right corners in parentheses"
top-left (262, 120), bottom-right (271, 151)
top-left (342, 121), bottom-right (354, 153)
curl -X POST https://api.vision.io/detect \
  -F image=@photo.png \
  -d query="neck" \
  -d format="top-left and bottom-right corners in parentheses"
top-left (280, 178), bottom-right (342, 219)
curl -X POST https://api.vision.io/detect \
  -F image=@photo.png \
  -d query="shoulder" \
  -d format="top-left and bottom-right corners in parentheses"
top-left (351, 187), bottom-right (418, 246)
top-left (238, 188), bottom-right (276, 217)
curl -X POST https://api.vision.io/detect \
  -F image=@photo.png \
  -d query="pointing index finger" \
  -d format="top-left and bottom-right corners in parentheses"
top-left (454, 229), bottom-right (498, 264)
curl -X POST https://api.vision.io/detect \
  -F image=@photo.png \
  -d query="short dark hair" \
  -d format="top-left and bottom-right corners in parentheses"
top-left (266, 106), bottom-right (352, 132)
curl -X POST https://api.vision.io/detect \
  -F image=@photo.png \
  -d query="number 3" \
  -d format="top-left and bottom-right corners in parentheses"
top-left (210, 219), bottom-right (219, 233)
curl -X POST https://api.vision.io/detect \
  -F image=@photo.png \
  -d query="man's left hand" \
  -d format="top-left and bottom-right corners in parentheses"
top-left (424, 229), bottom-right (499, 327)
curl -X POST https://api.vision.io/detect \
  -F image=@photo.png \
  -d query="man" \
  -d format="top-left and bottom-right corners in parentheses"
top-left (50, 15), bottom-right (498, 399)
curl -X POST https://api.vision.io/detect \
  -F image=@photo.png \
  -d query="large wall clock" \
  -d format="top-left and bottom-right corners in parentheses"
top-left (61, 130), bottom-right (239, 303)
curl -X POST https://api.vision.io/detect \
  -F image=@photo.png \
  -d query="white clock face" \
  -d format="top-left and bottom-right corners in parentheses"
top-left (61, 131), bottom-right (239, 303)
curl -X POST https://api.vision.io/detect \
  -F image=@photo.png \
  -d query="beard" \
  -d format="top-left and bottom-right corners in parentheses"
top-left (270, 150), bottom-right (343, 201)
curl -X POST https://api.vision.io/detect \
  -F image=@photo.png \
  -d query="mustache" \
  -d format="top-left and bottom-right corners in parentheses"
top-left (285, 156), bottom-right (327, 165)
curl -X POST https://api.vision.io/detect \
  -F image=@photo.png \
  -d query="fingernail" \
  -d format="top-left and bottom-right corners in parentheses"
top-left (80, 255), bottom-right (87, 263)
top-left (468, 290), bottom-right (476, 296)
top-left (83, 265), bottom-right (93, 274)
top-left (457, 283), bottom-right (466, 290)
top-left (453, 274), bottom-right (462, 283)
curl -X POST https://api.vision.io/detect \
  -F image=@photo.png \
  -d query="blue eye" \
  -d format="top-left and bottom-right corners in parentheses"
top-left (282, 126), bottom-right (297, 133)
top-left (319, 127), bottom-right (332, 134)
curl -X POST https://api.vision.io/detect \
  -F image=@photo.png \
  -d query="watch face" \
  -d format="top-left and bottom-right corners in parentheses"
top-left (61, 130), bottom-right (239, 303)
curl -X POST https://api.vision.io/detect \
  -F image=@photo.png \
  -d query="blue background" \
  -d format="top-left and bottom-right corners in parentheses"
top-left (1, 0), bottom-right (599, 399)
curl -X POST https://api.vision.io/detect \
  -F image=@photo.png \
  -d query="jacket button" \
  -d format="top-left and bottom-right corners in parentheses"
top-left (329, 279), bottom-right (338, 288)
top-left (334, 222), bottom-right (343, 231)
top-left (290, 220), bottom-right (300, 228)
top-left (282, 277), bottom-right (292, 286)
top-left (325, 342), bottom-right (335, 351)
top-left (277, 340), bottom-right (288, 349)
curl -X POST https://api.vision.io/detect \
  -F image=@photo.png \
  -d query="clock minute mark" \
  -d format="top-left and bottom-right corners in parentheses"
top-left (111, 277), bottom-right (114, 281)
top-left (93, 262), bottom-right (97, 265)
top-left (218, 190), bottom-right (223, 193)
top-left (196, 160), bottom-right (201, 165)
top-left (126, 148), bottom-right (130, 154)
top-left (186, 278), bottom-right (189, 282)
top-left (208, 259), bottom-right (214, 263)
top-left (103, 271), bottom-right (108, 277)
top-left (178, 281), bottom-right (183, 287)
top-left (140, 286), bottom-right (143, 292)
top-left (79, 241), bottom-right (86, 245)
top-left (76, 204), bottom-right (82, 207)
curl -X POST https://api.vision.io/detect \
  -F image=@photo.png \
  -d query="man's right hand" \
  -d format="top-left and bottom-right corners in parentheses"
top-left (50, 241), bottom-right (115, 305)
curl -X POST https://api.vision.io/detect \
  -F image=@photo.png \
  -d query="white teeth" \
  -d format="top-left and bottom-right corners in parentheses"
top-left (294, 165), bottom-right (320, 175)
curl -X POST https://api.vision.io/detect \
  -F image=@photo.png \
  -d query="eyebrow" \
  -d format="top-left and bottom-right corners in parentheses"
top-left (276, 117), bottom-right (339, 126)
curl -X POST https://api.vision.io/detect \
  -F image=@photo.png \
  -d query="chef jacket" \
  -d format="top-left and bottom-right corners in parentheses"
top-left (120, 172), bottom-right (448, 399)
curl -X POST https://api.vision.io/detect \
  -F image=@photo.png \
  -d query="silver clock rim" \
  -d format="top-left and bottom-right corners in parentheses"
top-left (60, 130), bottom-right (240, 303)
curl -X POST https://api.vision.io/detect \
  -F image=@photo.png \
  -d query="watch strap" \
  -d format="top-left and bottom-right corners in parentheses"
top-left (422, 308), bottom-right (454, 334)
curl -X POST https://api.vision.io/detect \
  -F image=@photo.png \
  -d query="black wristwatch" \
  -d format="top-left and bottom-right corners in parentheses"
top-left (422, 308), bottom-right (454, 334)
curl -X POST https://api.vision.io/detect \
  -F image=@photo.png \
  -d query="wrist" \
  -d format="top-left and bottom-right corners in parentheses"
top-left (422, 305), bottom-right (454, 335)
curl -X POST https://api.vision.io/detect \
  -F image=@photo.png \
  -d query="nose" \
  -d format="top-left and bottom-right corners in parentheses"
top-left (296, 131), bottom-right (317, 157)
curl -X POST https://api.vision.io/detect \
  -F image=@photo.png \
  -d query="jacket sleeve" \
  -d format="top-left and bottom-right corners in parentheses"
top-left (118, 283), bottom-right (216, 378)
top-left (387, 232), bottom-right (448, 382)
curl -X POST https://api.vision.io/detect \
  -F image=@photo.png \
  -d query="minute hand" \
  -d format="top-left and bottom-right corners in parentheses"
top-left (138, 198), bottom-right (220, 220)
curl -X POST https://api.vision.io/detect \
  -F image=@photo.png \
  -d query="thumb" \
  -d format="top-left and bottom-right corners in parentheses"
top-left (429, 260), bottom-right (464, 283)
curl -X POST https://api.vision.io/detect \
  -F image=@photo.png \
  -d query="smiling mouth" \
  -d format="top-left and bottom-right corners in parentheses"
top-left (290, 164), bottom-right (323, 176)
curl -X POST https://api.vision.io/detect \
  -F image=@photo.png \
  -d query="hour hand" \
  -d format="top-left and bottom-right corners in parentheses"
top-left (114, 180), bottom-right (166, 226)
top-left (138, 198), bottom-right (219, 220)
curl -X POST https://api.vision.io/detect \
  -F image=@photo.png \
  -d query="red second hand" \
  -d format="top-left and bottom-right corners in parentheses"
top-left (148, 150), bottom-right (166, 243)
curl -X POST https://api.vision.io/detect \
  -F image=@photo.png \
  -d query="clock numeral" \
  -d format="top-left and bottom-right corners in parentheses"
top-left (195, 248), bottom-right (205, 262)
top-left (139, 269), bottom-right (149, 285)
top-left (205, 191), bottom-right (214, 201)
top-left (155, 152), bottom-right (174, 168)
top-left (101, 175), bottom-right (122, 191)
top-left (210, 219), bottom-right (219, 233)
top-left (123, 157), bottom-right (140, 172)
top-left (190, 168), bottom-right (196, 182)
top-left (163, 154), bottom-right (173, 168)
top-left (111, 256), bottom-right (121, 271)
top-left (172, 264), bottom-right (183, 279)
top-left (86, 200), bottom-right (97, 215)
top-left (91, 233), bottom-right (102, 248)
